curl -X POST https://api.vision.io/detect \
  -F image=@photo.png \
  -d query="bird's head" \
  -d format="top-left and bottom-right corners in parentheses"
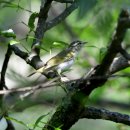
top-left (68, 40), bottom-right (87, 52)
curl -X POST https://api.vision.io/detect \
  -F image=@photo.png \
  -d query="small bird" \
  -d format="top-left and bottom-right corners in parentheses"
top-left (28, 40), bottom-right (87, 77)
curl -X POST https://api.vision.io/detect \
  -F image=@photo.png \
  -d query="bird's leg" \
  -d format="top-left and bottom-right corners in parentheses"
top-left (57, 69), bottom-right (69, 82)
top-left (54, 69), bottom-right (68, 93)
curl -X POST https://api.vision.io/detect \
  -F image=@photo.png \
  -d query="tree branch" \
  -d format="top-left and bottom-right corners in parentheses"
top-left (81, 107), bottom-right (130, 126)
top-left (0, 45), bottom-right (14, 129)
top-left (10, 45), bottom-right (28, 61)
top-left (0, 45), bottom-right (12, 90)
top-left (45, 1), bottom-right (78, 31)
top-left (95, 10), bottom-right (129, 76)
top-left (109, 56), bottom-right (130, 74)
top-left (54, 0), bottom-right (74, 3)
top-left (2, 7), bottom-right (130, 130)
top-left (44, 9), bottom-right (130, 130)
top-left (31, 0), bottom-right (53, 55)
top-left (10, 45), bottom-right (43, 70)
top-left (0, 79), bottom-right (58, 95)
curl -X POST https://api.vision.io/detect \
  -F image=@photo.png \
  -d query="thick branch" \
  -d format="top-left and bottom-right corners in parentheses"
top-left (44, 9), bottom-right (130, 130)
top-left (81, 107), bottom-right (130, 126)
top-left (4, 8), bottom-right (130, 130)
top-left (45, 1), bottom-right (78, 31)
top-left (0, 45), bottom-right (12, 90)
top-left (10, 45), bottom-right (43, 70)
top-left (96, 10), bottom-right (129, 76)
top-left (78, 9), bottom-right (130, 96)
top-left (0, 46), bottom-right (15, 129)
top-left (10, 45), bottom-right (28, 61)
top-left (109, 56), bottom-right (130, 74)
top-left (31, 0), bottom-right (53, 55)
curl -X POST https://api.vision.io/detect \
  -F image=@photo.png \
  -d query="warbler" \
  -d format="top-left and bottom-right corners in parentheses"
top-left (28, 40), bottom-right (87, 77)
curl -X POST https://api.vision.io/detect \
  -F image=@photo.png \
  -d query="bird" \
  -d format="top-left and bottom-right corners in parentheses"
top-left (28, 40), bottom-right (87, 77)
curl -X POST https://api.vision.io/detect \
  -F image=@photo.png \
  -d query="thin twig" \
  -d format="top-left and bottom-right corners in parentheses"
top-left (1, 72), bottom-right (130, 95)
top-left (54, 0), bottom-right (74, 3)
top-left (0, 81), bottom-right (58, 95)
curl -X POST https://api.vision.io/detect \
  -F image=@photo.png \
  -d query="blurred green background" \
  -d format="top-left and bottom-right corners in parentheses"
top-left (1, 0), bottom-right (130, 130)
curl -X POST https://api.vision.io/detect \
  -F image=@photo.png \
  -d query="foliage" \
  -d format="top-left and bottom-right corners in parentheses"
top-left (1, 0), bottom-right (130, 130)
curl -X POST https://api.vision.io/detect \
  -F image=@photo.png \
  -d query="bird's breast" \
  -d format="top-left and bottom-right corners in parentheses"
top-left (57, 59), bottom-right (74, 71)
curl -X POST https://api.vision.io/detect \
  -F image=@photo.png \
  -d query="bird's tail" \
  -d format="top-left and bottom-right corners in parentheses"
top-left (27, 66), bottom-right (45, 77)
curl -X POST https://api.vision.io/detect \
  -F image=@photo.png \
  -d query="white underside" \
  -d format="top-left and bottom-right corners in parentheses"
top-left (57, 59), bottom-right (74, 72)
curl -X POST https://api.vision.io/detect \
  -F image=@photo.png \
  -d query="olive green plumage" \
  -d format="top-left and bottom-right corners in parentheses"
top-left (28, 40), bottom-right (86, 77)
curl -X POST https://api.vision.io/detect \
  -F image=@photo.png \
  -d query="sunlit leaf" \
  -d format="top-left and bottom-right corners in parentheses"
top-left (9, 39), bottom-right (20, 45)
top-left (52, 41), bottom-right (68, 48)
top-left (53, 41), bottom-right (68, 45)
top-left (0, 29), bottom-right (16, 38)
top-left (55, 128), bottom-right (62, 130)
top-left (54, 124), bottom-right (63, 130)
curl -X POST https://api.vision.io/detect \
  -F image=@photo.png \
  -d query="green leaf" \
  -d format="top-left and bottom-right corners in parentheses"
top-left (33, 113), bottom-right (49, 129)
top-left (0, 29), bottom-right (16, 38)
top-left (99, 47), bottom-right (107, 62)
top-left (5, 116), bottom-right (28, 128)
top-left (0, 1), bottom-right (24, 10)
top-left (100, 47), bottom-right (107, 55)
top-left (78, 0), bottom-right (97, 19)
top-left (28, 12), bottom-right (39, 32)
top-left (86, 45), bottom-right (99, 49)
top-left (55, 128), bottom-right (62, 130)
top-left (53, 42), bottom-right (62, 46)
top-left (54, 124), bottom-right (63, 130)
top-left (3, 3), bottom-right (18, 8)
top-left (9, 40), bottom-right (20, 45)
top-left (52, 41), bottom-right (68, 48)
top-left (0, 1), bottom-right (16, 7)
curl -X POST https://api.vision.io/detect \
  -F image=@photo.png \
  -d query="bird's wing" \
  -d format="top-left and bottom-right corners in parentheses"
top-left (28, 65), bottom-right (46, 76)
top-left (28, 50), bottom-right (75, 76)
top-left (45, 56), bottom-right (65, 69)
top-left (45, 50), bottom-right (75, 70)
